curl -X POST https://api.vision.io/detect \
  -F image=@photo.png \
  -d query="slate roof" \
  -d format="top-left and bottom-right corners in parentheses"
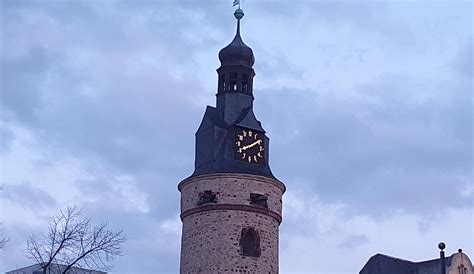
top-left (235, 107), bottom-right (265, 133)
top-left (416, 256), bottom-right (453, 274)
top-left (192, 105), bottom-right (275, 179)
top-left (190, 8), bottom-right (279, 181)
top-left (360, 253), bottom-right (452, 274)
top-left (218, 10), bottom-right (255, 68)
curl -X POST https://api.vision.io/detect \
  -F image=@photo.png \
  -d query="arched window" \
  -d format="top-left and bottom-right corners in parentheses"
top-left (240, 227), bottom-right (261, 257)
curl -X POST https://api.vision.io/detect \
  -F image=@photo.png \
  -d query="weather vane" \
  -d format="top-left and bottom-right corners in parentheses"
top-left (233, 0), bottom-right (241, 9)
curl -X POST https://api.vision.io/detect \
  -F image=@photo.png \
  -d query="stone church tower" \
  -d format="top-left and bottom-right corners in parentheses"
top-left (178, 8), bottom-right (286, 274)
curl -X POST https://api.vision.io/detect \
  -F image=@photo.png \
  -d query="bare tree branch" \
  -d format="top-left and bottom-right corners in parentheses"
top-left (25, 206), bottom-right (126, 273)
top-left (62, 222), bottom-right (126, 273)
top-left (0, 223), bottom-right (9, 250)
top-left (26, 206), bottom-right (85, 272)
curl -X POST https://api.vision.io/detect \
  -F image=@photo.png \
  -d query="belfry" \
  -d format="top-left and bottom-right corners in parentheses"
top-left (178, 7), bottom-right (286, 273)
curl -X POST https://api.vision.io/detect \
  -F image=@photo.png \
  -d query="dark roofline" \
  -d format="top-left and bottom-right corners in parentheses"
top-left (7, 263), bottom-right (107, 274)
top-left (367, 252), bottom-right (454, 264)
top-left (360, 253), bottom-right (454, 274)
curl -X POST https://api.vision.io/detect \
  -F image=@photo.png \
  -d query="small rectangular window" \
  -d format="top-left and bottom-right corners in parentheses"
top-left (219, 74), bottom-right (225, 92)
top-left (242, 74), bottom-right (249, 93)
top-left (229, 72), bottom-right (237, 91)
top-left (197, 190), bottom-right (217, 206)
top-left (250, 193), bottom-right (268, 208)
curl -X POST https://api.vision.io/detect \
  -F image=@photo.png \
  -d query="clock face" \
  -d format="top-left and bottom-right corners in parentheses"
top-left (234, 128), bottom-right (265, 165)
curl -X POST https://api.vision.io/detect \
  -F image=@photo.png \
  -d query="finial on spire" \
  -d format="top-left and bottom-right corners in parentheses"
top-left (234, 8), bottom-right (244, 36)
top-left (234, 8), bottom-right (244, 20)
top-left (218, 0), bottom-right (254, 68)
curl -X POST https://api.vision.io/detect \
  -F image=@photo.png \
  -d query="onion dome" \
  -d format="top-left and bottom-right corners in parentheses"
top-left (218, 8), bottom-right (255, 68)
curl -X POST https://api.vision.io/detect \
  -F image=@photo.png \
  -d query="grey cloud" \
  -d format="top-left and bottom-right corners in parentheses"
top-left (76, 171), bottom-right (181, 222)
top-left (338, 234), bottom-right (369, 249)
top-left (0, 125), bottom-right (14, 153)
top-left (2, 182), bottom-right (57, 210)
top-left (0, 0), bottom-right (230, 176)
top-left (1, 47), bottom-right (53, 123)
top-left (452, 40), bottom-right (473, 81)
top-left (80, 202), bottom-right (181, 273)
top-left (1, 1), bottom-right (472, 273)
top-left (256, 70), bottom-right (472, 215)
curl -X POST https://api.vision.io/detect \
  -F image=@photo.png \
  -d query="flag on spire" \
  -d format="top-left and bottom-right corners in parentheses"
top-left (233, 0), bottom-right (240, 7)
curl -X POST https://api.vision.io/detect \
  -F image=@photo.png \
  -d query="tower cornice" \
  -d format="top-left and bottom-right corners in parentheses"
top-left (180, 203), bottom-right (282, 224)
top-left (178, 173), bottom-right (286, 193)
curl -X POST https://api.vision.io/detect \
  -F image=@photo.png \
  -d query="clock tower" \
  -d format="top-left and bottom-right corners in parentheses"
top-left (178, 8), bottom-right (286, 273)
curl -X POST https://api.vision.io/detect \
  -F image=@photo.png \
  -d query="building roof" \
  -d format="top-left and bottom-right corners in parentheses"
top-left (359, 253), bottom-right (453, 274)
top-left (218, 8), bottom-right (255, 68)
top-left (6, 263), bottom-right (107, 274)
top-left (192, 104), bottom-right (275, 179)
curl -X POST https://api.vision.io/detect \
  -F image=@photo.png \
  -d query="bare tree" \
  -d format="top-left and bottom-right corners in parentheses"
top-left (0, 236), bottom-right (7, 249)
top-left (0, 223), bottom-right (9, 250)
top-left (0, 185), bottom-right (8, 250)
top-left (26, 206), bottom-right (126, 274)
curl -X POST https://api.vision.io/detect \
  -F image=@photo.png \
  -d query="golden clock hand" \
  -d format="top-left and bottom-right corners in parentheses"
top-left (242, 140), bottom-right (262, 151)
top-left (251, 139), bottom-right (262, 148)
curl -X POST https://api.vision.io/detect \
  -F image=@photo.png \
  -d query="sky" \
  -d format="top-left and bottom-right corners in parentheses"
top-left (0, 0), bottom-right (472, 273)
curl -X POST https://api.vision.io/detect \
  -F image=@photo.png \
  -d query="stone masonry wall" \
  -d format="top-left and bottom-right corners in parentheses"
top-left (179, 173), bottom-right (285, 274)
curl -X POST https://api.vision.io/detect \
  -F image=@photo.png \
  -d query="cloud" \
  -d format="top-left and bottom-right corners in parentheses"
top-left (338, 234), bottom-right (369, 249)
top-left (1, 46), bottom-right (52, 123)
top-left (259, 72), bottom-right (471, 215)
top-left (2, 182), bottom-right (57, 210)
top-left (0, 1), bottom-right (472, 273)
top-left (280, 188), bottom-right (473, 273)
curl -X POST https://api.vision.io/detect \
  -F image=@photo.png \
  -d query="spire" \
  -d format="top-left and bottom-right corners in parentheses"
top-left (218, 8), bottom-right (255, 68)
top-left (215, 7), bottom-right (257, 122)
top-left (235, 7), bottom-right (244, 34)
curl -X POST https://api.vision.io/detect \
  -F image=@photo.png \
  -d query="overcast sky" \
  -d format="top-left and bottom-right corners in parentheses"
top-left (0, 0), bottom-right (472, 273)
